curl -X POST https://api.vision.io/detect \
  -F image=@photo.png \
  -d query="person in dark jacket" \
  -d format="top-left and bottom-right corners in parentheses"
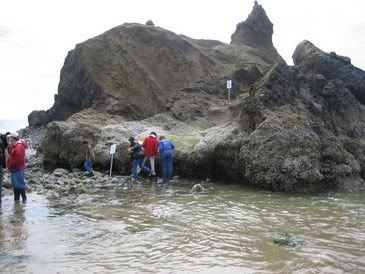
top-left (129, 137), bottom-right (151, 180)
top-left (0, 133), bottom-right (9, 204)
top-left (7, 133), bottom-right (27, 202)
top-left (159, 136), bottom-right (175, 183)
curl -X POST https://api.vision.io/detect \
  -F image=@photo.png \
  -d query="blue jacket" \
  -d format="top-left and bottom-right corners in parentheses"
top-left (159, 139), bottom-right (175, 153)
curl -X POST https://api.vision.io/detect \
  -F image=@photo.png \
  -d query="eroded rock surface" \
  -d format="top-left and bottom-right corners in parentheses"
top-left (29, 3), bottom-right (365, 193)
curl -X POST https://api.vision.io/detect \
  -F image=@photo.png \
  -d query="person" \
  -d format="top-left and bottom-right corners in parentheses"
top-left (159, 136), bottom-right (175, 183)
top-left (6, 133), bottom-right (27, 202)
top-left (83, 140), bottom-right (94, 177)
top-left (0, 133), bottom-right (9, 204)
top-left (129, 137), bottom-right (151, 180)
top-left (142, 132), bottom-right (159, 177)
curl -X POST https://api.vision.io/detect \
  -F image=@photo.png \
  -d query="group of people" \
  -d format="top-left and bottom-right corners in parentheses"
top-left (0, 132), bottom-right (28, 204)
top-left (128, 132), bottom-right (175, 183)
top-left (0, 130), bottom-right (176, 205)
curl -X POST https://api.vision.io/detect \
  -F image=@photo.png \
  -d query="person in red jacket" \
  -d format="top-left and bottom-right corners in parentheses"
top-left (142, 131), bottom-right (159, 176)
top-left (6, 133), bottom-right (27, 202)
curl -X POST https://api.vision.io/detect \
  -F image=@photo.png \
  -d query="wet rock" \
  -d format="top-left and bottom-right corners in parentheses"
top-left (191, 184), bottom-right (205, 193)
top-left (267, 232), bottom-right (305, 247)
top-left (111, 177), bottom-right (119, 184)
top-left (53, 168), bottom-right (70, 177)
top-left (75, 194), bottom-right (93, 204)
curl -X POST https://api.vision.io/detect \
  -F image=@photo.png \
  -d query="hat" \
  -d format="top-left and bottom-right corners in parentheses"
top-left (8, 132), bottom-right (19, 139)
top-left (150, 131), bottom-right (157, 138)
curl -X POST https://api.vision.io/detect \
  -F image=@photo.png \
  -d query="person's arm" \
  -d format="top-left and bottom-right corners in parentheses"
top-left (8, 147), bottom-right (20, 171)
top-left (170, 141), bottom-right (175, 150)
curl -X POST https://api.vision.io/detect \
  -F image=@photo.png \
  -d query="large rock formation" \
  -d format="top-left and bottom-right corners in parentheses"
top-left (31, 3), bottom-right (365, 193)
top-left (29, 4), bottom-right (285, 129)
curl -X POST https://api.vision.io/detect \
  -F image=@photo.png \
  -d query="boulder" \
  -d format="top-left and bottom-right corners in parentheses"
top-left (28, 110), bottom-right (49, 129)
top-left (52, 168), bottom-right (70, 177)
top-left (145, 20), bottom-right (154, 26)
top-left (293, 40), bottom-right (365, 104)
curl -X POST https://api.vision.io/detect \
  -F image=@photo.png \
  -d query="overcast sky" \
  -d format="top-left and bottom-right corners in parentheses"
top-left (0, 0), bottom-right (364, 130)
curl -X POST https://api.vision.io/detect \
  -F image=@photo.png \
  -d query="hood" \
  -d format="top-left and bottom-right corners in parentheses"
top-left (16, 139), bottom-right (28, 149)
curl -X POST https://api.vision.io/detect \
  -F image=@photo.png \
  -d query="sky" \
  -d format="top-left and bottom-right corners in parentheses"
top-left (0, 0), bottom-right (364, 131)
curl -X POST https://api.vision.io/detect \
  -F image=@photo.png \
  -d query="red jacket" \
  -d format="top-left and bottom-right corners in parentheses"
top-left (7, 140), bottom-right (27, 172)
top-left (142, 136), bottom-right (159, 157)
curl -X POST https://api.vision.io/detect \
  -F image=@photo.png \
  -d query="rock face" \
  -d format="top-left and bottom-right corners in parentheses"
top-left (293, 40), bottom-right (365, 104)
top-left (30, 7), bottom-right (284, 127)
top-left (31, 3), bottom-right (365, 193)
top-left (231, 1), bottom-right (284, 64)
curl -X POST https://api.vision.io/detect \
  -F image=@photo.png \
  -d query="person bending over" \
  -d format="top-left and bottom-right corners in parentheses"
top-left (129, 137), bottom-right (151, 181)
top-left (159, 136), bottom-right (175, 183)
top-left (142, 132), bottom-right (159, 177)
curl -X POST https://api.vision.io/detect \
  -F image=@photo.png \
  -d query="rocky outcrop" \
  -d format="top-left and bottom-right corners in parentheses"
top-left (31, 3), bottom-right (365, 193)
top-left (293, 40), bottom-right (365, 104)
top-left (231, 1), bottom-right (285, 64)
top-left (38, 6), bottom-right (283, 125)
top-left (235, 65), bottom-right (365, 192)
top-left (28, 110), bottom-right (50, 129)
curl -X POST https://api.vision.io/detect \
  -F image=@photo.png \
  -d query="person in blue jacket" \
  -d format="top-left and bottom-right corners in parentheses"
top-left (159, 136), bottom-right (175, 183)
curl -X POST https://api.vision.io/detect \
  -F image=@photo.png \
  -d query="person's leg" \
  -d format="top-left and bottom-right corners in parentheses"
top-left (161, 154), bottom-right (167, 182)
top-left (89, 160), bottom-right (94, 176)
top-left (20, 188), bottom-right (27, 202)
top-left (150, 156), bottom-right (156, 176)
top-left (140, 160), bottom-right (151, 175)
top-left (132, 160), bottom-right (139, 179)
top-left (167, 153), bottom-right (173, 180)
top-left (84, 160), bottom-right (94, 176)
top-left (11, 173), bottom-right (20, 202)
top-left (0, 165), bottom-right (3, 204)
top-left (142, 157), bottom-right (147, 166)
top-left (14, 188), bottom-right (20, 202)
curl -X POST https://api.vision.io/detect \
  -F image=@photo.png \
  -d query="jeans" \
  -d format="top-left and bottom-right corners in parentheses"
top-left (160, 151), bottom-right (173, 182)
top-left (11, 170), bottom-right (26, 189)
top-left (143, 156), bottom-right (156, 176)
top-left (14, 188), bottom-right (27, 202)
top-left (132, 159), bottom-right (151, 179)
top-left (0, 164), bottom-right (3, 203)
top-left (84, 160), bottom-right (94, 176)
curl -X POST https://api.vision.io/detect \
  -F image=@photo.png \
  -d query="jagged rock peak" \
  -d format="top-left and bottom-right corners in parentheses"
top-left (231, 1), bottom-right (274, 49)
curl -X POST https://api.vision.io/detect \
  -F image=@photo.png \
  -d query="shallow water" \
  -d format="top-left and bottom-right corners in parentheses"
top-left (0, 182), bottom-right (364, 273)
